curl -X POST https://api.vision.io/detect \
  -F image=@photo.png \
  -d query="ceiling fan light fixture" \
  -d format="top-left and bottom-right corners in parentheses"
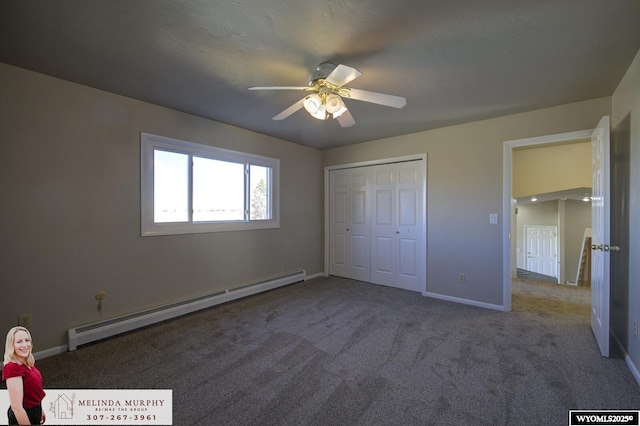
top-left (250, 62), bottom-right (404, 125)
top-left (325, 94), bottom-right (348, 118)
top-left (332, 105), bottom-right (348, 118)
top-left (325, 94), bottom-right (342, 113)
top-left (303, 94), bottom-right (327, 120)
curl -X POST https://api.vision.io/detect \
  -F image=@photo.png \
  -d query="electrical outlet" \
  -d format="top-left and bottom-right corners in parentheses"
top-left (458, 273), bottom-right (466, 283)
top-left (18, 314), bottom-right (32, 328)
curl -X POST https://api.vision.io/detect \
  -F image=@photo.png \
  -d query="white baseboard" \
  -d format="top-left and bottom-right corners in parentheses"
top-left (68, 271), bottom-right (307, 351)
top-left (33, 270), bottom-right (308, 359)
top-left (34, 345), bottom-right (67, 360)
top-left (610, 329), bottom-right (640, 387)
top-left (304, 272), bottom-right (325, 281)
top-left (626, 354), bottom-right (640, 387)
top-left (424, 291), bottom-right (506, 312)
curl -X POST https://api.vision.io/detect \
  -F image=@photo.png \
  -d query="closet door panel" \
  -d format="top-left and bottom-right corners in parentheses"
top-left (371, 165), bottom-right (396, 286)
top-left (395, 163), bottom-right (423, 292)
top-left (329, 168), bottom-right (370, 281)
top-left (329, 172), bottom-right (350, 278)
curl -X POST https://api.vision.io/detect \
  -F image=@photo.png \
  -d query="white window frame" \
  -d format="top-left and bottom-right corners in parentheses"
top-left (141, 132), bottom-right (280, 236)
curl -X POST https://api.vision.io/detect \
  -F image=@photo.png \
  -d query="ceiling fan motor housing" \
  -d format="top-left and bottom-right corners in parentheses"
top-left (308, 63), bottom-right (336, 85)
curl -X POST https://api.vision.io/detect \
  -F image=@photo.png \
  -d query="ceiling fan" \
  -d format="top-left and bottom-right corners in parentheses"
top-left (249, 63), bottom-right (406, 127)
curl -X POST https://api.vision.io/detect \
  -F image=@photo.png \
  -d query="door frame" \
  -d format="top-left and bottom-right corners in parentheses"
top-left (324, 154), bottom-right (428, 294)
top-left (502, 129), bottom-right (593, 311)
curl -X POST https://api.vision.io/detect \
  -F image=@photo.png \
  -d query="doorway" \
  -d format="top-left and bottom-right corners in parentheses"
top-left (502, 129), bottom-right (592, 311)
top-left (504, 121), bottom-right (630, 357)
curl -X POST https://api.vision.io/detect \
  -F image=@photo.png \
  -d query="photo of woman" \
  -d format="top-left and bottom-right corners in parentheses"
top-left (2, 326), bottom-right (46, 425)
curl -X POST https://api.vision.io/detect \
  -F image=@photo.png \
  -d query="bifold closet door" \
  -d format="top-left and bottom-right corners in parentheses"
top-left (329, 160), bottom-right (424, 292)
top-left (329, 168), bottom-right (371, 282)
top-left (370, 162), bottom-right (424, 292)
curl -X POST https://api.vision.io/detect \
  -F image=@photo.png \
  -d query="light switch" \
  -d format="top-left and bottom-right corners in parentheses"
top-left (489, 213), bottom-right (498, 225)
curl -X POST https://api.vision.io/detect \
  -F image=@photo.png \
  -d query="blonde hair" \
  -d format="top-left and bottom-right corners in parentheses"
top-left (4, 326), bottom-right (35, 367)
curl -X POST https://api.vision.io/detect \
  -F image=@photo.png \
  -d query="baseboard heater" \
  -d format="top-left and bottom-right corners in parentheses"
top-left (67, 270), bottom-right (306, 351)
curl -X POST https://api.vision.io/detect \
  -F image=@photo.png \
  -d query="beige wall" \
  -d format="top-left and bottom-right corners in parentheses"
top-left (512, 140), bottom-right (591, 198)
top-left (612, 48), bottom-right (640, 378)
top-left (0, 63), bottom-right (324, 351)
top-left (324, 97), bottom-right (611, 307)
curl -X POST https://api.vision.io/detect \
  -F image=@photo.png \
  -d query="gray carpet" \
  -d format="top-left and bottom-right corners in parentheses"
top-left (33, 276), bottom-right (640, 425)
top-left (516, 268), bottom-right (558, 283)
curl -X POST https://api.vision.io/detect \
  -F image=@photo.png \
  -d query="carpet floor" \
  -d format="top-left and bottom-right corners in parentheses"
top-left (34, 276), bottom-right (640, 425)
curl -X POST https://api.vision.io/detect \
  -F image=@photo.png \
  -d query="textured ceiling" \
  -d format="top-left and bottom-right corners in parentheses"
top-left (1, 0), bottom-right (639, 150)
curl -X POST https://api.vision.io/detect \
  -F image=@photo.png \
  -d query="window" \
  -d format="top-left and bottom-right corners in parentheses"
top-left (141, 133), bottom-right (279, 236)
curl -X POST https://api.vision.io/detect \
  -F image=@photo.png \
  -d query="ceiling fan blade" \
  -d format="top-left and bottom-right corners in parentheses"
top-left (325, 64), bottom-right (362, 87)
top-left (336, 109), bottom-right (355, 127)
top-left (249, 86), bottom-right (310, 91)
top-left (272, 98), bottom-right (305, 121)
top-left (346, 88), bottom-right (406, 108)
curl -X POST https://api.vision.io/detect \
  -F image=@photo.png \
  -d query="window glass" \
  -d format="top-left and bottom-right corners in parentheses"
top-left (193, 157), bottom-right (244, 222)
top-left (141, 133), bottom-right (279, 236)
top-left (154, 150), bottom-right (189, 223)
top-left (250, 165), bottom-right (270, 220)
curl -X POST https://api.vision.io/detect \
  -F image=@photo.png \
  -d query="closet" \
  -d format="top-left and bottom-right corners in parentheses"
top-left (328, 158), bottom-right (426, 293)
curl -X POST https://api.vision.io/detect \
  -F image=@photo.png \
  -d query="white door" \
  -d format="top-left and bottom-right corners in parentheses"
top-left (396, 165), bottom-right (424, 291)
top-left (329, 169), bottom-right (370, 282)
top-left (370, 165), bottom-right (396, 287)
top-left (329, 160), bottom-right (425, 292)
top-left (524, 225), bottom-right (558, 280)
top-left (591, 115), bottom-right (611, 357)
top-left (370, 162), bottom-right (424, 292)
